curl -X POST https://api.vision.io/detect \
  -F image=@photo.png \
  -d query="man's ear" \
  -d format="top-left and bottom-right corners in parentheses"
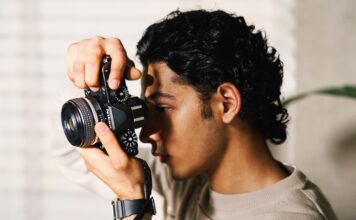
top-left (216, 83), bottom-right (241, 123)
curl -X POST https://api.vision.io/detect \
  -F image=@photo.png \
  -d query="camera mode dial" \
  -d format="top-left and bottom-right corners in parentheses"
top-left (119, 129), bottom-right (138, 156)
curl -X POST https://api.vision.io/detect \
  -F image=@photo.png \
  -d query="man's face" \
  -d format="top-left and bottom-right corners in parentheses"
top-left (140, 62), bottom-right (227, 180)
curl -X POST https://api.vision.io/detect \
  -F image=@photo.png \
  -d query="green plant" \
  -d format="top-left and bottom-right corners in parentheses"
top-left (282, 85), bottom-right (356, 107)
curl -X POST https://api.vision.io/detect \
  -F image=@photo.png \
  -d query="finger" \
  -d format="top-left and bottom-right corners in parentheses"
top-left (85, 37), bottom-right (105, 91)
top-left (77, 146), bottom-right (111, 172)
top-left (125, 59), bottom-right (142, 80)
top-left (125, 65), bottom-right (142, 80)
top-left (77, 147), bottom-right (129, 183)
top-left (67, 42), bottom-right (79, 82)
top-left (94, 122), bottom-right (129, 166)
top-left (104, 38), bottom-right (127, 90)
top-left (73, 57), bottom-right (87, 89)
top-left (76, 147), bottom-right (122, 185)
top-left (77, 146), bottom-right (108, 166)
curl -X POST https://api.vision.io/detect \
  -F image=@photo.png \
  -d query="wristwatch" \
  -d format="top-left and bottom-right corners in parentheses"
top-left (112, 197), bottom-right (156, 219)
top-left (112, 158), bottom-right (156, 219)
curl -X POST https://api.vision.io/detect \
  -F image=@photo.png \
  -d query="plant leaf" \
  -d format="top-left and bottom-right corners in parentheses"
top-left (282, 85), bottom-right (356, 107)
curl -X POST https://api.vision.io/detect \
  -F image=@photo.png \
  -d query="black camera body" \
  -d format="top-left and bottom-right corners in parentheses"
top-left (61, 55), bottom-right (147, 157)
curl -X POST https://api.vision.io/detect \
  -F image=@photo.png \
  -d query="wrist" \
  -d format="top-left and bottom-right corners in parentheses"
top-left (111, 158), bottom-right (155, 219)
top-left (115, 185), bottom-right (145, 200)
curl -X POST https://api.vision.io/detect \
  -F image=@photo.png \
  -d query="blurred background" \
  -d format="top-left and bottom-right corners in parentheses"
top-left (0, 0), bottom-right (355, 219)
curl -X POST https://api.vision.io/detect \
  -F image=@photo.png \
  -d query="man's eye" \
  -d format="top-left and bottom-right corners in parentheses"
top-left (156, 106), bottom-right (170, 113)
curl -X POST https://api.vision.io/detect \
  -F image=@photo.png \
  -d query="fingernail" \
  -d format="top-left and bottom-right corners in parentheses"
top-left (109, 79), bottom-right (119, 89)
top-left (95, 123), bottom-right (109, 135)
top-left (90, 87), bottom-right (99, 92)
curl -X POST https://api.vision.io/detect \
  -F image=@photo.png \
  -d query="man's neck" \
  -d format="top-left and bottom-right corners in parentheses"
top-left (205, 124), bottom-right (288, 195)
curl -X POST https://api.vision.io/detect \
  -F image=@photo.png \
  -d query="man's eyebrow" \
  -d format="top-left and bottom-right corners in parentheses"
top-left (145, 92), bottom-right (175, 101)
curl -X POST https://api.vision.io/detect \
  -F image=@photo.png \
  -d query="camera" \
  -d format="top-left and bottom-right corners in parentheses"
top-left (61, 55), bottom-right (147, 157)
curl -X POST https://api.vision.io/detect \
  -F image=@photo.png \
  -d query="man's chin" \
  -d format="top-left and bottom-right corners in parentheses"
top-left (169, 169), bottom-right (197, 181)
top-left (170, 174), bottom-right (186, 181)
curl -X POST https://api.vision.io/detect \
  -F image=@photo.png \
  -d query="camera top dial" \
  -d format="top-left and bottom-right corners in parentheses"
top-left (111, 86), bottom-right (129, 102)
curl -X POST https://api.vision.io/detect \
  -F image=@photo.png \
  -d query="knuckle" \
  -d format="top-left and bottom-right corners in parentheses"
top-left (107, 37), bottom-right (123, 47)
top-left (79, 38), bottom-right (89, 46)
top-left (86, 45), bottom-right (103, 58)
top-left (67, 42), bottom-right (78, 53)
top-left (91, 35), bottom-right (103, 44)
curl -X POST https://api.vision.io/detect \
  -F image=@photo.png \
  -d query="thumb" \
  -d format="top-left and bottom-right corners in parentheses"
top-left (95, 122), bottom-right (129, 165)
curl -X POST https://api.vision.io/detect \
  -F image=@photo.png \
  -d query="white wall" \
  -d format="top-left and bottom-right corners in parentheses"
top-left (1, 0), bottom-right (299, 219)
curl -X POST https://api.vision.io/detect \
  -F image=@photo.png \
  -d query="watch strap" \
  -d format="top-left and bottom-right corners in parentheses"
top-left (112, 197), bottom-right (156, 219)
top-left (137, 158), bottom-right (152, 199)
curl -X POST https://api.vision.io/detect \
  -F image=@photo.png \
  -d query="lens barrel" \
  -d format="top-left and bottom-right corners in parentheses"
top-left (61, 98), bottom-right (98, 147)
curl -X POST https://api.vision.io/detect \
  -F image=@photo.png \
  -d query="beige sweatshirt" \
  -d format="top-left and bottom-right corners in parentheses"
top-left (142, 149), bottom-right (337, 220)
top-left (53, 146), bottom-right (337, 219)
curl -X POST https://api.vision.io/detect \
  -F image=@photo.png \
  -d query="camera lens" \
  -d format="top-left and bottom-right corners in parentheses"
top-left (61, 98), bottom-right (98, 147)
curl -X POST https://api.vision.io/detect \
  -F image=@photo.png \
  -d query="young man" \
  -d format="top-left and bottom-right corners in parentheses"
top-left (64, 10), bottom-right (336, 219)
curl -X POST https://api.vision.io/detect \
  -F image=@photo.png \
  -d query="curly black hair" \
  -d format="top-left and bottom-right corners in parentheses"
top-left (136, 9), bottom-right (289, 145)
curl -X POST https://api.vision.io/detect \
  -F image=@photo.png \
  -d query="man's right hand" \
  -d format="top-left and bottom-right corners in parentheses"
top-left (66, 36), bottom-right (142, 91)
top-left (66, 36), bottom-right (146, 200)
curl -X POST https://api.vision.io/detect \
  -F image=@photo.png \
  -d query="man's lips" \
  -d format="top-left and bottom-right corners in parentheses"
top-left (149, 142), bottom-right (169, 163)
top-left (153, 152), bottom-right (170, 163)
top-left (159, 154), bottom-right (169, 163)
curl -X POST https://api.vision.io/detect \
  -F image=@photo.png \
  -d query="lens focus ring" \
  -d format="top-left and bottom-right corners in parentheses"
top-left (69, 98), bottom-right (97, 146)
